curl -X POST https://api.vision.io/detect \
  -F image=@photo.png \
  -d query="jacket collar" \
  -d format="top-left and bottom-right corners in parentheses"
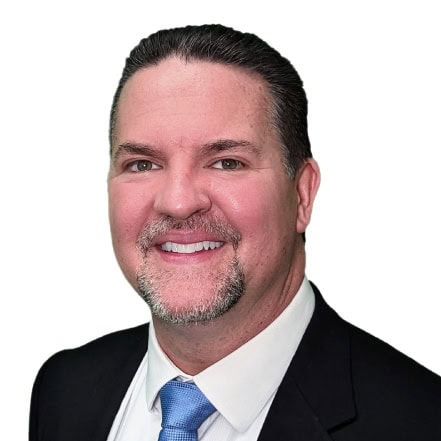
top-left (258, 284), bottom-right (356, 441)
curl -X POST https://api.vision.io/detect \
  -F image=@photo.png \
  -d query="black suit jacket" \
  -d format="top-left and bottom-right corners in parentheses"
top-left (29, 286), bottom-right (441, 440)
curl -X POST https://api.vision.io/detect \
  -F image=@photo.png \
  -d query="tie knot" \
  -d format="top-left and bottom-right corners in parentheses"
top-left (159, 380), bottom-right (216, 440)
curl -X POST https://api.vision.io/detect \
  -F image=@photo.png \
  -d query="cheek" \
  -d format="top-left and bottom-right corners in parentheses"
top-left (212, 178), bottom-right (296, 244)
top-left (108, 183), bottom-right (150, 250)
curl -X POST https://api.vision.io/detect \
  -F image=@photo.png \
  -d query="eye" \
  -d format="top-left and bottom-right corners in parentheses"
top-left (212, 159), bottom-right (244, 170)
top-left (127, 160), bottom-right (159, 172)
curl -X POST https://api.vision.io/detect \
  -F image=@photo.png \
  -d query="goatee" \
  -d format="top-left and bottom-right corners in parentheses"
top-left (136, 215), bottom-right (244, 324)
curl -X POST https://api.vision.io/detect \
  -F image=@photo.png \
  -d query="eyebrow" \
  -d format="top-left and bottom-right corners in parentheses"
top-left (199, 139), bottom-right (261, 158)
top-left (112, 142), bottom-right (166, 165)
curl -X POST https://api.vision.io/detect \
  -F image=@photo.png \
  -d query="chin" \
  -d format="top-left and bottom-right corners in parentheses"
top-left (137, 257), bottom-right (245, 325)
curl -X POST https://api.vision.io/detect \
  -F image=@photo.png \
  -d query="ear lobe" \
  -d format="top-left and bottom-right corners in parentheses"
top-left (295, 158), bottom-right (321, 233)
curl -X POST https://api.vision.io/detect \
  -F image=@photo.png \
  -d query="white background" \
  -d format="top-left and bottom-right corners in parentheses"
top-left (1, 1), bottom-right (440, 438)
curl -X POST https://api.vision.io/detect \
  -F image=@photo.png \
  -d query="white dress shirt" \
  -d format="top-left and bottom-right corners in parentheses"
top-left (107, 278), bottom-right (315, 441)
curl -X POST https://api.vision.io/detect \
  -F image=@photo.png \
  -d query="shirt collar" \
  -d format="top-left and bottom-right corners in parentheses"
top-left (146, 277), bottom-right (315, 432)
top-left (145, 324), bottom-right (188, 412)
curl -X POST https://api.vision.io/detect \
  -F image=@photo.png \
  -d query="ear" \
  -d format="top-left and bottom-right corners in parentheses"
top-left (295, 158), bottom-right (321, 233)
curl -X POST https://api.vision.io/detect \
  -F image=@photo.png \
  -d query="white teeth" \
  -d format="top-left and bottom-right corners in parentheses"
top-left (160, 241), bottom-right (223, 254)
top-left (177, 244), bottom-right (186, 253)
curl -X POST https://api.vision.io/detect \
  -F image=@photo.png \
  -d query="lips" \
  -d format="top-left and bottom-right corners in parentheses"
top-left (160, 241), bottom-right (224, 253)
top-left (137, 214), bottom-right (241, 253)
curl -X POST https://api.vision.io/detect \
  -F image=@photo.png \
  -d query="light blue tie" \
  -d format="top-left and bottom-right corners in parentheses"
top-left (158, 379), bottom-right (216, 441)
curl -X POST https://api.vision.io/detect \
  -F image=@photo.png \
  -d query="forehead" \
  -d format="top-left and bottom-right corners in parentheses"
top-left (114, 57), bottom-right (274, 148)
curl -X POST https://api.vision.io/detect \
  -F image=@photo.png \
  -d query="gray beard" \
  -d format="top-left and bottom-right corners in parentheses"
top-left (137, 256), bottom-right (245, 325)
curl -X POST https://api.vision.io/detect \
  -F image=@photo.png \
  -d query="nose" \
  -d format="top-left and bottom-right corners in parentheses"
top-left (153, 168), bottom-right (212, 220)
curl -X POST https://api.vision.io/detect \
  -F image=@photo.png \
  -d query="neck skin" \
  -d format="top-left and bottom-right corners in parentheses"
top-left (152, 240), bottom-right (306, 375)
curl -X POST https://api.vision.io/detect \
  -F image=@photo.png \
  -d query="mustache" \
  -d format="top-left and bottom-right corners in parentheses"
top-left (137, 214), bottom-right (241, 251)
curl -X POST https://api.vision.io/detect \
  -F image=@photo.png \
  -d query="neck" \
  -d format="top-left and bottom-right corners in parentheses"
top-left (153, 243), bottom-right (306, 375)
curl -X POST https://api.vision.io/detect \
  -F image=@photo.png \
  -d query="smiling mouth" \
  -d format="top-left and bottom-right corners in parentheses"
top-left (160, 241), bottom-right (224, 254)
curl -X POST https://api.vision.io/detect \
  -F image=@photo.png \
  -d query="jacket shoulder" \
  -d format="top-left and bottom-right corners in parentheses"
top-left (30, 324), bottom-right (149, 441)
top-left (303, 285), bottom-right (441, 440)
top-left (35, 322), bottom-right (149, 396)
top-left (45, 323), bottom-right (148, 368)
top-left (350, 320), bottom-right (441, 396)
top-left (340, 320), bottom-right (441, 439)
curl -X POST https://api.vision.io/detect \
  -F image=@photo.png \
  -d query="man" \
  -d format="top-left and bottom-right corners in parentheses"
top-left (30, 24), bottom-right (441, 441)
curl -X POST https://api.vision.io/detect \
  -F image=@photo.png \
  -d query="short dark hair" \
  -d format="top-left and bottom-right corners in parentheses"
top-left (109, 24), bottom-right (312, 178)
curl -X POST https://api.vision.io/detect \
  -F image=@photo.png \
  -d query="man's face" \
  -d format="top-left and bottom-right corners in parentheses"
top-left (108, 57), bottom-right (307, 324)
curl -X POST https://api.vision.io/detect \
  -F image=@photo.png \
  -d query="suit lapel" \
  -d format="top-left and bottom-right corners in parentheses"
top-left (258, 374), bottom-right (334, 441)
top-left (258, 284), bottom-right (356, 440)
top-left (88, 325), bottom-right (149, 441)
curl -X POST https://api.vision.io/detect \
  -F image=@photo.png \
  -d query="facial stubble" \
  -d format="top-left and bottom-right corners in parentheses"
top-left (136, 215), bottom-right (245, 325)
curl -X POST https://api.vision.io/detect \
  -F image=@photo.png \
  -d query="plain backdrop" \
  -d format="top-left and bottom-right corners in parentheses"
top-left (1, 1), bottom-right (440, 438)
